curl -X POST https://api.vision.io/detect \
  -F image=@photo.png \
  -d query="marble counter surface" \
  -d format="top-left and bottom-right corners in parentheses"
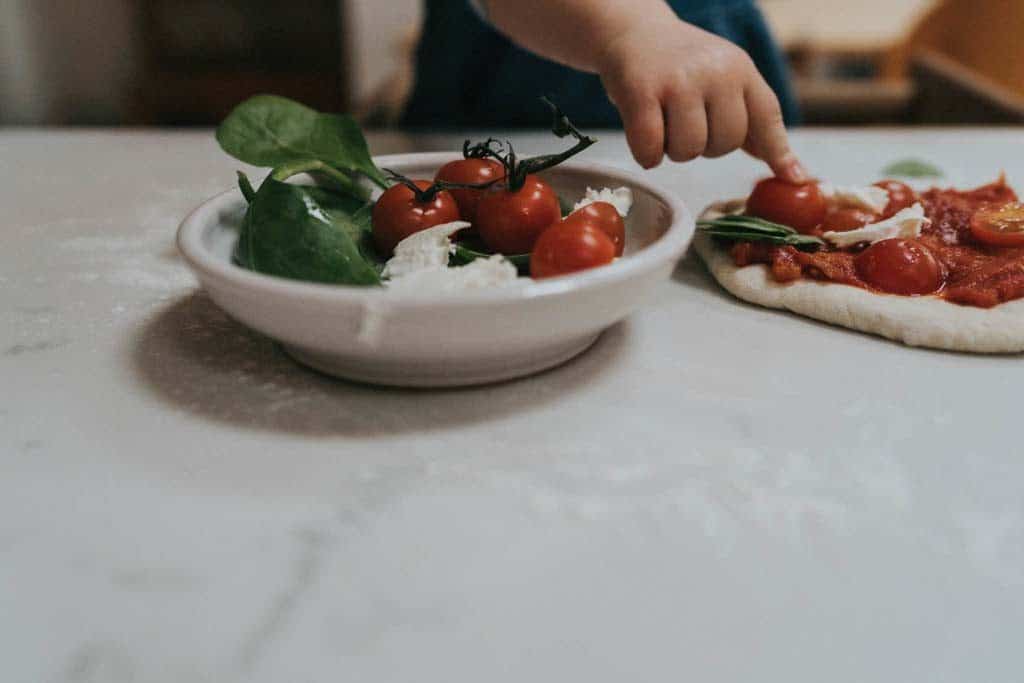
top-left (2, 128), bottom-right (1022, 682)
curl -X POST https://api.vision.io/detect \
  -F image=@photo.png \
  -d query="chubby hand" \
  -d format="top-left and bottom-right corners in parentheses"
top-left (597, 18), bottom-right (807, 182)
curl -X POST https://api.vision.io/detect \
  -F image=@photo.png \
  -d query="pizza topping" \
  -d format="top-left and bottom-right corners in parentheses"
top-left (854, 238), bottom-right (945, 295)
top-left (722, 177), bottom-right (1024, 308)
top-left (746, 177), bottom-right (827, 233)
top-left (942, 250), bottom-right (1024, 307)
top-left (697, 214), bottom-right (824, 250)
top-left (874, 180), bottom-right (918, 218)
top-left (920, 176), bottom-right (1017, 244)
top-left (820, 183), bottom-right (891, 213)
top-left (821, 206), bottom-right (878, 232)
top-left (823, 203), bottom-right (929, 248)
top-left (769, 247), bottom-right (804, 282)
top-left (969, 202), bottom-right (1024, 247)
top-left (730, 241), bottom-right (775, 267)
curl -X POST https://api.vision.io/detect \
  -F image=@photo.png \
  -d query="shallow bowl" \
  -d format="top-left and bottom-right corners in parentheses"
top-left (177, 152), bottom-right (692, 386)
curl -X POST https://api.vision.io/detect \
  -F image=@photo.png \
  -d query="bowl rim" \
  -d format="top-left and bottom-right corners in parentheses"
top-left (177, 152), bottom-right (693, 307)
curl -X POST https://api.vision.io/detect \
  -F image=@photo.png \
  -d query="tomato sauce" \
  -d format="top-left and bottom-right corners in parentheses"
top-left (730, 178), bottom-right (1024, 308)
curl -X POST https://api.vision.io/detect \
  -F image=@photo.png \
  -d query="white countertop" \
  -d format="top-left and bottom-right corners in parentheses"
top-left (2, 128), bottom-right (1022, 682)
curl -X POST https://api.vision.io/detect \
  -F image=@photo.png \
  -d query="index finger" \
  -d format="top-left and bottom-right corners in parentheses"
top-left (743, 80), bottom-right (807, 183)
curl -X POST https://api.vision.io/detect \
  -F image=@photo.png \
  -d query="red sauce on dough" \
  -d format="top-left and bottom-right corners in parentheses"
top-left (730, 178), bottom-right (1024, 308)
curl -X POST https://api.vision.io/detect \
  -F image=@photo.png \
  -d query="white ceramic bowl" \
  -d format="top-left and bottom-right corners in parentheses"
top-left (177, 152), bottom-right (692, 387)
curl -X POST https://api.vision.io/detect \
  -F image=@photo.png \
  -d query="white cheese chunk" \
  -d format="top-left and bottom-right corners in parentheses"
top-left (382, 221), bottom-right (519, 292)
top-left (820, 182), bottom-right (891, 213)
top-left (381, 221), bottom-right (469, 279)
top-left (385, 255), bottom-right (519, 293)
top-left (573, 186), bottom-right (634, 217)
top-left (823, 203), bottom-right (930, 248)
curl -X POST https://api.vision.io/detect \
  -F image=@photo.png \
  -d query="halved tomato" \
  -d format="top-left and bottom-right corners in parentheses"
top-left (970, 202), bottom-right (1024, 247)
top-left (873, 180), bottom-right (917, 218)
top-left (854, 238), bottom-right (944, 295)
top-left (822, 207), bottom-right (878, 232)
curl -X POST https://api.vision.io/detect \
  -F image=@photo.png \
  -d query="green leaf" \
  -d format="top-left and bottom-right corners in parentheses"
top-left (697, 215), bottom-right (799, 236)
top-left (239, 178), bottom-right (383, 285)
top-left (237, 171), bottom-right (256, 203)
top-left (697, 215), bottom-right (824, 251)
top-left (882, 158), bottom-right (944, 179)
top-left (216, 94), bottom-right (387, 188)
top-left (268, 158), bottom-right (370, 202)
top-left (233, 198), bottom-right (256, 268)
top-left (450, 243), bottom-right (530, 272)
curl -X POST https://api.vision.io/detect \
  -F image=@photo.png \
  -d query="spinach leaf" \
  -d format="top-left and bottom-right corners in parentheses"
top-left (216, 95), bottom-right (388, 188)
top-left (237, 171), bottom-right (256, 203)
top-left (240, 177), bottom-right (383, 285)
top-left (882, 159), bottom-right (944, 179)
top-left (269, 158), bottom-right (370, 202)
top-left (233, 198), bottom-right (256, 268)
top-left (451, 243), bottom-right (530, 273)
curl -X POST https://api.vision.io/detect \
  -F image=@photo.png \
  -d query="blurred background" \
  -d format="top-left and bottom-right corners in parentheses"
top-left (2, 0), bottom-right (1022, 127)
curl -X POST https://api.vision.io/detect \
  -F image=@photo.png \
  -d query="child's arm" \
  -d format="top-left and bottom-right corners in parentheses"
top-left (479, 0), bottom-right (807, 182)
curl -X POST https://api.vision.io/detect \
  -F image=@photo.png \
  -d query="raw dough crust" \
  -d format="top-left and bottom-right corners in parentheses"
top-left (694, 201), bottom-right (1024, 353)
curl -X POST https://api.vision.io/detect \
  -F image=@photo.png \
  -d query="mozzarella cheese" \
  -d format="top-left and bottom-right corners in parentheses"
top-left (385, 255), bottom-right (518, 293)
top-left (823, 203), bottom-right (930, 248)
top-left (382, 221), bottom-right (519, 292)
top-left (573, 186), bottom-right (634, 217)
top-left (381, 221), bottom-right (467, 279)
top-left (820, 183), bottom-right (891, 214)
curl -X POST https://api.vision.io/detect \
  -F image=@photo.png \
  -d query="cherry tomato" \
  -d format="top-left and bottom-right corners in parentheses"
top-left (372, 180), bottom-right (461, 256)
top-left (874, 180), bottom-right (917, 218)
top-left (531, 220), bottom-right (616, 279)
top-left (434, 158), bottom-right (505, 224)
top-left (746, 177), bottom-right (827, 233)
top-left (563, 201), bottom-right (626, 256)
top-left (969, 202), bottom-right (1024, 247)
top-left (476, 175), bottom-right (562, 254)
top-left (855, 238), bottom-right (944, 295)
top-left (822, 207), bottom-right (878, 232)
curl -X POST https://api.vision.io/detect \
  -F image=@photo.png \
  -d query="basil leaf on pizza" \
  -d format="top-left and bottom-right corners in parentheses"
top-left (697, 215), bottom-right (824, 250)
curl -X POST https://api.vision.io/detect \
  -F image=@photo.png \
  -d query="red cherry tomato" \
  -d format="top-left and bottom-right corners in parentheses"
top-left (969, 202), bottom-right (1024, 247)
top-left (746, 178), bottom-right (827, 233)
top-left (476, 175), bottom-right (562, 254)
top-left (874, 180), bottom-right (917, 218)
top-left (855, 238), bottom-right (944, 295)
top-left (434, 158), bottom-right (505, 224)
top-left (822, 207), bottom-right (878, 232)
top-left (563, 201), bottom-right (625, 256)
top-left (531, 220), bottom-right (617, 279)
top-left (372, 180), bottom-right (461, 256)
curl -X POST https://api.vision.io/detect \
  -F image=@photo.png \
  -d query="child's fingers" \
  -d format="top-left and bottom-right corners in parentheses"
top-left (611, 86), bottom-right (666, 169)
top-left (743, 80), bottom-right (807, 183)
top-left (664, 90), bottom-right (707, 162)
top-left (704, 87), bottom-right (748, 158)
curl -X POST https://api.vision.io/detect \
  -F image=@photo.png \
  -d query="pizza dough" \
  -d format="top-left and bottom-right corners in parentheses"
top-left (694, 202), bottom-right (1024, 353)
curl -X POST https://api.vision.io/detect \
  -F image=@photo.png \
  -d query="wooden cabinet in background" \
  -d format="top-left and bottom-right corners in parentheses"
top-left (134, 0), bottom-right (349, 124)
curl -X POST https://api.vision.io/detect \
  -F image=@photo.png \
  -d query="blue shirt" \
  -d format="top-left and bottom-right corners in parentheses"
top-left (403, 0), bottom-right (799, 128)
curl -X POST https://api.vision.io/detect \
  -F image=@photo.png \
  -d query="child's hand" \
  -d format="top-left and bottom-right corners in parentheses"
top-left (597, 18), bottom-right (807, 182)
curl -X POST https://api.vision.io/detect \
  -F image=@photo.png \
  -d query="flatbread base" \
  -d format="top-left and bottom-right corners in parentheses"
top-left (694, 203), bottom-right (1024, 353)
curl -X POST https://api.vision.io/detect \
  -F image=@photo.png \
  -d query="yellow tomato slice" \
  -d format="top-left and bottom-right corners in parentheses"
top-left (971, 202), bottom-right (1024, 247)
